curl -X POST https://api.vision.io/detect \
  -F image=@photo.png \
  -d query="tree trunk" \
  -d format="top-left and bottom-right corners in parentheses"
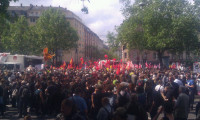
top-left (55, 49), bottom-right (57, 67)
top-left (157, 50), bottom-right (163, 69)
top-left (52, 49), bottom-right (55, 66)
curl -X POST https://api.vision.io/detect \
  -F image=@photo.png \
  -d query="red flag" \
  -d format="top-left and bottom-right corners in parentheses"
top-left (145, 62), bottom-right (148, 68)
top-left (60, 61), bottom-right (66, 69)
top-left (70, 58), bottom-right (73, 65)
top-left (116, 65), bottom-right (120, 75)
top-left (43, 47), bottom-right (55, 61)
top-left (67, 64), bottom-right (70, 69)
top-left (139, 64), bottom-right (142, 69)
top-left (80, 57), bottom-right (84, 64)
top-left (68, 58), bottom-right (73, 69)
top-left (104, 54), bottom-right (108, 59)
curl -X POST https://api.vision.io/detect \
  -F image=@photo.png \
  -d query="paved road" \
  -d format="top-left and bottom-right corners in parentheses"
top-left (1, 105), bottom-right (56, 120)
top-left (1, 95), bottom-right (200, 120)
top-left (187, 95), bottom-right (199, 120)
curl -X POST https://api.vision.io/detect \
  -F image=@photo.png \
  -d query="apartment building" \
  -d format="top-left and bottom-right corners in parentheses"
top-left (122, 46), bottom-right (197, 65)
top-left (7, 4), bottom-right (105, 63)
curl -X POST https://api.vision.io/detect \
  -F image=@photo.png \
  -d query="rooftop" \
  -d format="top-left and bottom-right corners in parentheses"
top-left (8, 4), bottom-right (82, 22)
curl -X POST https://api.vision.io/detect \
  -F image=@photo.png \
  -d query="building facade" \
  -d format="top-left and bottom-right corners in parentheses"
top-left (7, 4), bottom-right (105, 63)
top-left (122, 45), bottom-right (197, 65)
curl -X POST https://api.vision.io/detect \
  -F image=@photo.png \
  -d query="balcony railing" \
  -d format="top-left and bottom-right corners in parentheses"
top-left (28, 14), bottom-right (40, 17)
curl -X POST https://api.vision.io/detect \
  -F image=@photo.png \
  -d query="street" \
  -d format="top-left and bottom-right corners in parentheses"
top-left (1, 105), bottom-right (56, 120)
top-left (1, 95), bottom-right (200, 120)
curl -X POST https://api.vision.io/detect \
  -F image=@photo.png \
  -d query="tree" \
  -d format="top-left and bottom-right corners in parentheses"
top-left (102, 49), bottom-right (120, 60)
top-left (106, 31), bottom-right (120, 51)
top-left (118, 0), bottom-right (200, 66)
top-left (87, 45), bottom-right (119, 60)
top-left (0, 14), bottom-right (9, 52)
top-left (0, 0), bottom-right (17, 51)
top-left (35, 8), bottom-right (79, 64)
top-left (1, 16), bottom-right (32, 54)
top-left (0, 0), bottom-right (18, 15)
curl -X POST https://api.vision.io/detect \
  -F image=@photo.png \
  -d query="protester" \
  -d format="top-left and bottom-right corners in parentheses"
top-left (0, 62), bottom-right (197, 120)
top-left (69, 87), bottom-right (88, 120)
top-left (18, 80), bottom-right (30, 118)
top-left (174, 86), bottom-right (189, 120)
top-left (126, 94), bottom-right (148, 120)
top-left (186, 75), bottom-right (195, 110)
top-left (97, 97), bottom-right (112, 120)
top-left (112, 107), bottom-right (127, 120)
top-left (0, 81), bottom-right (4, 117)
top-left (56, 98), bottom-right (84, 120)
top-left (24, 115), bottom-right (32, 120)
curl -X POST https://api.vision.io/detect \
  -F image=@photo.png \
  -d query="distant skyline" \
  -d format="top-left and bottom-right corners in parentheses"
top-left (10, 0), bottom-right (124, 42)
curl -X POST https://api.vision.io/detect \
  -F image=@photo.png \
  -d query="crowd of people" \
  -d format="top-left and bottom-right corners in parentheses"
top-left (0, 66), bottom-right (199, 120)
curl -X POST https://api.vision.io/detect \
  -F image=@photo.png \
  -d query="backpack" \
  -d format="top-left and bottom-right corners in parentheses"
top-left (103, 106), bottom-right (113, 120)
top-left (21, 87), bottom-right (30, 98)
top-left (12, 89), bottom-right (18, 97)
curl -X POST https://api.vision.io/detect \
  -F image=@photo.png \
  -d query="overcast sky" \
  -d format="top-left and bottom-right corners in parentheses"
top-left (10, 0), bottom-right (124, 42)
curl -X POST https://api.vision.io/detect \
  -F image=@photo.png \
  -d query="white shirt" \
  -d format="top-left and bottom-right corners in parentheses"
top-left (155, 85), bottom-right (164, 93)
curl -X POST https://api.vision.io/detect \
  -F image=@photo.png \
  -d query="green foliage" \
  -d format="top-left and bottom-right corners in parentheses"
top-left (106, 31), bottom-right (120, 51)
top-left (102, 49), bottom-right (120, 60)
top-left (0, 14), bottom-right (10, 52)
top-left (1, 8), bottom-right (79, 57)
top-left (35, 8), bottom-right (79, 54)
top-left (89, 45), bottom-right (119, 60)
top-left (118, 0), bottom-right (200, 63)
top-left (1, 16), bottom-right (31, 54)
top-left (0, 0), bottom-right (18, 15)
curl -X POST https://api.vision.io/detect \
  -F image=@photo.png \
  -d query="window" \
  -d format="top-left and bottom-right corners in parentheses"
top-left (11, 11), bottom-right (15, 16)
top-left (153, 53), bottom-right (157, 59)
top-left (30, 18), bottom-right (35, 22)
top-left (20, 10), bottom-right (24, 15)
top-left (124, 52), bottom-right (127, 58)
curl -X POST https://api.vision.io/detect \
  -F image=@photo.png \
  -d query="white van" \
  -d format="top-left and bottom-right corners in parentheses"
top-left (0, 53), bottom-right (43, 71)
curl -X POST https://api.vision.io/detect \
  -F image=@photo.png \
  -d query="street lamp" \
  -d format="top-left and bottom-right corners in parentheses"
top-left (139, 2), bottom-right (145, 66)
